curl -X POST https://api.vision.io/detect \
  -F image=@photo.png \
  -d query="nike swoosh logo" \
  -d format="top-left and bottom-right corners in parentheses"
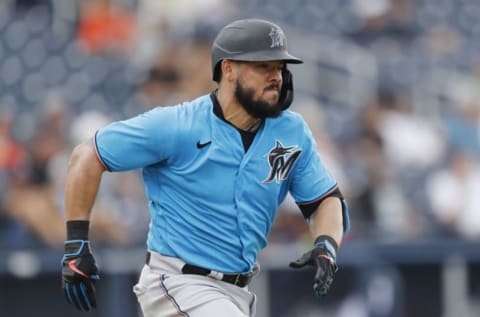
top-left (68, 260), bottom-right (90, 279)
top-left (67, 260), bottom-right (100, 280)
top-left (196, 141), bottom-right (212, 149)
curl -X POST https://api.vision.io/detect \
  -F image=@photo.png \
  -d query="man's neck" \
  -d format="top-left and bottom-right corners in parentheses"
top-left (216, 88), bottom-right (261, 132)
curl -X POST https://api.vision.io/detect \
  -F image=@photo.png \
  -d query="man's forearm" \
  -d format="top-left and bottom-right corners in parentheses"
top-left (65, 141), bottom-right (105, 221)
top-left (308, 196), bottom-right (344, 246)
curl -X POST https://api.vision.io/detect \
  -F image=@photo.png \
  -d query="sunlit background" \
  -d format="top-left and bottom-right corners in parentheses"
top-left (1, 0), bottom-right (480, 316)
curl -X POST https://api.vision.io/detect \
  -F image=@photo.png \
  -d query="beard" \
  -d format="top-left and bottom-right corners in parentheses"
top-left (234, 79), bottom-right (283, 119)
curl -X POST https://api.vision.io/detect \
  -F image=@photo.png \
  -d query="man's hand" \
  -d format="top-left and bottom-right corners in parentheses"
top-left (62, 240), bottom-right (99, 311)
top-left (289, 235), bottom-right (338, 297)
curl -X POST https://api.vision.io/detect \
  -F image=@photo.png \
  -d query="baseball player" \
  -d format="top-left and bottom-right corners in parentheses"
top-left (61, 18), bottom-right (350, 316)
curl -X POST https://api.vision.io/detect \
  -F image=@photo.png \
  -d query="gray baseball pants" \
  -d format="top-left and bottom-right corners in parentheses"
top-left (133, 251), bottom-right (257, 317)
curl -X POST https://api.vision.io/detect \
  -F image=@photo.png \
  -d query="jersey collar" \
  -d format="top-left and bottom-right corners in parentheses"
top-left (210, 90), bottom-right (227, 121)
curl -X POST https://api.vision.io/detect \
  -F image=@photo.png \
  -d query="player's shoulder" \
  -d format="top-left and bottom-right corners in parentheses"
top-left (180, 94), bottom-right (213, 115)
top-left (275, 109), bottom-right (308, 127)
top-left (268, 110), bottom-right (311, 142)
top-left (280, 109), bottom-right (305, 120)
top-left (146, 94), bottom-right (212, 118)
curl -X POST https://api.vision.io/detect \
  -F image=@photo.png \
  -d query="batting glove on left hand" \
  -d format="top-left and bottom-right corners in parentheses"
top-left (62, 240), bottom-right (99, 312)
top-left (289, 235), bottom-right (338, 297)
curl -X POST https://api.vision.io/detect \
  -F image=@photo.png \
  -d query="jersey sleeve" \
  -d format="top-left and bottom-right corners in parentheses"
top-left (288, 119), bottom-right (350, 233)
top-left (95, 106), bottom-right (178, 171)
top-left (288, 120), bottom-right (337, 204)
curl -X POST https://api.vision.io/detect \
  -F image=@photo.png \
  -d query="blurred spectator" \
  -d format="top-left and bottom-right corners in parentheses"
top-left (341, 98), bottom-right (388, 239)
top-left (349, 0), bottom-right (417, 43)
top-left (132, 40), bottom-right (217, 111)
top-left (133, 0), bottom-right (236, 68)
top-left (0, 108), bottom-right (28, 245)
top-left (137, 65), bottom-right (181, 109)
top-left (442, 74), bottom-right (480, 155)
top-left (1, 94), bottom-right (149, 248)
top-left (343, 90), bottom-right (445, 240)
top-left (1, 94), bottom-right (71, 248)
top-left (133, 44), bottom-right (183, 110)
top-left (176, 41), bottom-right (217, 100)
top-left (378, 93), bottom-right (446, 170)
top-left (76, 0), bottom-right (137, 56)
top-left (426, 151), bottom-right (480, 240)
top-left (0, 109), bottom-right (26, 180)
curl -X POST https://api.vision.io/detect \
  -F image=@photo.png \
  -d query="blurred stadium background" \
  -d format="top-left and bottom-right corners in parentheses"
top-left (1, 0), bottom-right (480, 316)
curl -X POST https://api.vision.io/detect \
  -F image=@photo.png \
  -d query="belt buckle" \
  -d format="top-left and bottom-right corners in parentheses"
top-left (233, 274), bottom-right (241, 286)
top-left (233, 273), bottom-right (252, 287)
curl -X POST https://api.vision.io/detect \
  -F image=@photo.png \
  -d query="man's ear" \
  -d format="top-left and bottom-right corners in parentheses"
top-left (221, 60), bottom-right (235, 82)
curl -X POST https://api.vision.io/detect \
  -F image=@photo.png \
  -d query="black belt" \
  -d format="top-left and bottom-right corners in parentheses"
top-left (145, 252), bottom-right (253, 288)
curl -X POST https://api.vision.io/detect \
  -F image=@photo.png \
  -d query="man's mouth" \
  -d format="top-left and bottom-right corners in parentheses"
top-left (265, 85), bottom-right (280, 93)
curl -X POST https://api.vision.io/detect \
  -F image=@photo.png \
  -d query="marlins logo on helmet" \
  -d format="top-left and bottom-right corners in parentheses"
top-left (269, 26), bottom-right (285, 48)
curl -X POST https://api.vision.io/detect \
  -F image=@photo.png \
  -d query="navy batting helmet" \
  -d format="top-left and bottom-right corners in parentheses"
top-left (211, 19), bottom-right (303, 109)
top-left (211, 19), bottom-right (302, 81)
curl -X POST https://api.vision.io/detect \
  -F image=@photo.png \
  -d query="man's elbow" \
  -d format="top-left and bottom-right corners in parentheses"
top-left (68, 141), bottom-right (105, 174)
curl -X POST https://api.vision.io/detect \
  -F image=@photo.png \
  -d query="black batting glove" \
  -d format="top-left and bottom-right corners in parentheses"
top-left (62, 221), bottom-right (99, 312)
top-left (289, 235), bottom-right (338, 297)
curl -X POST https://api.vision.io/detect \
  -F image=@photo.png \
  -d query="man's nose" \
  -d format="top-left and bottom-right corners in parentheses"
top-left (269, 69), bottom-right (282, 84)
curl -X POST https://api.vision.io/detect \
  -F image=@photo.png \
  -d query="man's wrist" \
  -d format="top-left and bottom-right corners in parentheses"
top-left (66, 220), bottom-right (90, 240)
top-left (314, 235), bottom-right (338, 259)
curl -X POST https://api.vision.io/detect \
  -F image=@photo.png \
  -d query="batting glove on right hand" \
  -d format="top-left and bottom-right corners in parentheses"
top-left (289, 235), bottom-right (338, 297)
top-left (62, 240), bottom-right (99, 312)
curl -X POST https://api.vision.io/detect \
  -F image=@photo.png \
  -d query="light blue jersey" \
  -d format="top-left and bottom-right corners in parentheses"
top-left (95, 94), bottom-right (341, 274)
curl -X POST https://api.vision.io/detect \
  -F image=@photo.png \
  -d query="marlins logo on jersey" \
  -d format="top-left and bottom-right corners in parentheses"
top-left (263, 140), bottom-right (302, 184)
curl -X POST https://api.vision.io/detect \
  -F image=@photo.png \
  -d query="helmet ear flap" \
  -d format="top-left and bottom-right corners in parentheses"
top-left (213, 61), bottom-right (222, 82)
top-left (278, 67), bottom-right (294, 110)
